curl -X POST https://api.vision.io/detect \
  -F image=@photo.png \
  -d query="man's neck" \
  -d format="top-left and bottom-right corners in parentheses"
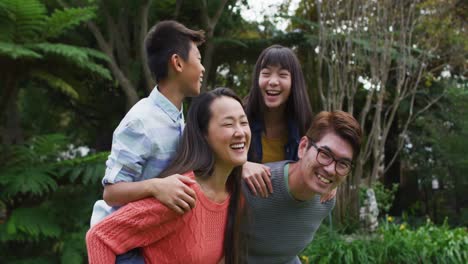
top-left (157, 81), bottom-right (184, 110)
top-left (288, 162), bottom-right (317, 201)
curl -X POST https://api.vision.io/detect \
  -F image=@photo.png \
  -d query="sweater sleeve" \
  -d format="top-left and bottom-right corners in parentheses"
top-left (86, 197), bottom-right (182, 263)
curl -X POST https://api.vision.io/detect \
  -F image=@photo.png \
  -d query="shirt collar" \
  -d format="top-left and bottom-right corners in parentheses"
top-left (149, 86), bottom-right (184, 123)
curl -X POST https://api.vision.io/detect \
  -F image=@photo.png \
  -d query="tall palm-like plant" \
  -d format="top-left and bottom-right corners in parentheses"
top-left (0, 0), bottom-right (111, 144)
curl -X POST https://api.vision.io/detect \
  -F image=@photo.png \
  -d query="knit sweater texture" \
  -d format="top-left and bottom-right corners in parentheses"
top-left (242, 161), bottom-right (335, 264)
top-left (86, 171), bottom-right (229, 264)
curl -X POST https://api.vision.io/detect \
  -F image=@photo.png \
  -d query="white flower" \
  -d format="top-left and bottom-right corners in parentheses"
top-left (424, 146), bottom-right (433, 152)
top-left (406, 143), bottom-right (413, 149)
top-left (440, 70), bottom-right (451, 79)
top-left (364, 82), bottom-right (372, 90)
top-left (389, 26), bottom-right (393, 32)
top-left (314, 46), bottom-right (320, 54)
top-left (412, 44), bottom-right (418, 49)
top-left (358, 76), bottom-right (365, 83)
top-left (364, 26), bottom-right (368, 32)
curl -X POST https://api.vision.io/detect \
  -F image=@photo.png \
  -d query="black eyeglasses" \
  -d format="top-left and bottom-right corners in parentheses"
top-left (309, 140), bottom-right (352, 176)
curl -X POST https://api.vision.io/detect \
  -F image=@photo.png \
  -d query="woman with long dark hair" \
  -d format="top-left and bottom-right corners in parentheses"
top-left (243, 44), bottom-right (336, 201)
top-left (242, 45), bottom-right (312, 197)
top-left (86, 88), bottom-right (250, 264)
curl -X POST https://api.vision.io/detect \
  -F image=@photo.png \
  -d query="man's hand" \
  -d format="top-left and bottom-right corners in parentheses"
top-left (320, 188), bottom-right (337, 203)
top-left (147, 175), bottom-right (197, 214)
top-left (242, 161), bottom-right (272, 198)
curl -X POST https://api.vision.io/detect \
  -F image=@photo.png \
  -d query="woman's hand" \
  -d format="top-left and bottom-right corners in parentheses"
top-left (242, 161), bottom-right (272, 198)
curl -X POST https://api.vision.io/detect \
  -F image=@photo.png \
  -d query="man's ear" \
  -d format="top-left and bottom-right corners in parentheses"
top-left (297, 136), bottom-right (309, 159)
top-left (169, 54), bottom-right (184, 73)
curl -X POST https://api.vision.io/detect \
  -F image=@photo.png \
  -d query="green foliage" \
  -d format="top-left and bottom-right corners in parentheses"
top-left (0, 0), bottom-right (111, 119)
top-left (360, 181), bottom-right (399, 215)
top-left (43, 7), bottom-right (96, 40)
top-left (0, 0), bottom-right (46, 43)
top-left (0, 134), bottom-right (106, 263)
top-left (0, 41), bottom-right (42, 59)
top-left (301, 219), bottom-right (468, 264)
top-left (30, 70), bottom-right (79, 99)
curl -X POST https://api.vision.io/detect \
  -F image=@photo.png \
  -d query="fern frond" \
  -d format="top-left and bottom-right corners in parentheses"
top-left (30, 70), bottom-right (79, 99)
top-left (4, 207), bottom-right (61, 240)
top-left (81, 47), bottom-right (110, 62)
top-left (82, 61), bottom-right (112, 80)
top-left (29, 134), bottom-right (68, 156)
top-left (0, 41), bottom-right (42, 59)
top-left (30, 42), bottom-right (89, 62)
top-left (55, 152), bottom-right (107, 184)
top-left (0, 167), bottom-right (57, 197)
top-left (2, 0), bottom-right (47, 43)
top-left (43, 6), bottom-right (96, 40)
top-left (0, 1), bottom-right (15, 42)
top-left (29, 43), bottom-right (112, 79)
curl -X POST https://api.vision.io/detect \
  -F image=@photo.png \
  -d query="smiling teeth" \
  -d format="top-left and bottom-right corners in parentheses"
top-left (317, 174), bottom-right (332, 184)
top-left (231, 143), bottom-right (245, 149)
top-left (266, 91), bottom-right (280, 96)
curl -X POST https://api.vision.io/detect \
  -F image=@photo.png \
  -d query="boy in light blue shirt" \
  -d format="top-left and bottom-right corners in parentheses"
top-left (90, 20), bottom-right (205, 253)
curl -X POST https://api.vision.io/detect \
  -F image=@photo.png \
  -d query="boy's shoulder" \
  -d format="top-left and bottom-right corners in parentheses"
top-left (121, 89), bottom-right (178, 125)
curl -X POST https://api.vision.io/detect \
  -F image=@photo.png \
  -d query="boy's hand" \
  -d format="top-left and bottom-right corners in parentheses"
top-left (242, 161), bottom-right (272, 198)
top-left (147, 175), bottom-right (197, 214)
top-left (320, 188), bottom-right (337, 203)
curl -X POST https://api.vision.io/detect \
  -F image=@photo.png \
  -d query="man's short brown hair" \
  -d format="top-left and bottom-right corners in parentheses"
top-left (306, 111), bottom-right (362, 158)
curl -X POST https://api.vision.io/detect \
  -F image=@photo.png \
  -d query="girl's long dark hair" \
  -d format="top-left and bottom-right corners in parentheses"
top-left (244, 44), bottom-right (313, 135)
top-left (159, 87), bottom-right (245, 264)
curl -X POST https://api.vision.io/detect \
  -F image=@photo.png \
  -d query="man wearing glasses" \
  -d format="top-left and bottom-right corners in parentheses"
top-left (242, 110), bottom-right (362, 264)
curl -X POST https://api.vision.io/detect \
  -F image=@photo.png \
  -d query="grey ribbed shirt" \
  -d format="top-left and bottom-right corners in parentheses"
top-left (242, 160), bottom-right (335, 264)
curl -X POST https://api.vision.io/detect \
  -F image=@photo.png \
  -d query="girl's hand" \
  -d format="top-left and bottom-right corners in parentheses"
top-left (320, 188), bottom-right (337, 203)
top-left (242, 161), bottom-right (272, 198)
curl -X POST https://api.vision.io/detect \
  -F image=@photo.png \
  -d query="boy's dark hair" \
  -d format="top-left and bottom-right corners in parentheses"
top-left (306, 111), bottom-right (362, 158)
top-left (145, 20), bottom-right (205, 83)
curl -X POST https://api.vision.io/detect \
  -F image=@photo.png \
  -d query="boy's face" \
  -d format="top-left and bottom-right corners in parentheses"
top-left (180, 42), bottom-right (204, 96)
top-left (296, 132), bottom-right (353, 195)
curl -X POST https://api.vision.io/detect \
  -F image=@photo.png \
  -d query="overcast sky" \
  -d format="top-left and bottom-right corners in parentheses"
top-left (239, 0), bottom-right (301, 30)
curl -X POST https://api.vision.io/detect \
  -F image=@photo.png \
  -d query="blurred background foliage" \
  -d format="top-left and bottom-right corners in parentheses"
top-left (0, 0), bottom-right (466, 263)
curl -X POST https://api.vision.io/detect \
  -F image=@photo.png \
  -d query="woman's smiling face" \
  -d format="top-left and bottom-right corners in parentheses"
top-left (258, 65), bottom-right (292, 110)
top-left (206, 96), bottom-right (251, 169)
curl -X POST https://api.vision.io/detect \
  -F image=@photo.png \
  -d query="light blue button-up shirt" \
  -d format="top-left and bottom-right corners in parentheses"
top-left (90, 87), bottom-right (184, 226)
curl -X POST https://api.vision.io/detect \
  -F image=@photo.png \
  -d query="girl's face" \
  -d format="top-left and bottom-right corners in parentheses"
top-left (206, 97), bottom-right (251, 170)
top-left (258, 65), bottom-right (292, 110)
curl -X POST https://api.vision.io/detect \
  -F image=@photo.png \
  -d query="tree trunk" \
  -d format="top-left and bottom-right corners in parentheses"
top-left (86, 21), bottom-right (139, 108)
top-left (140, 0), bottom-right (155, 92)
top-left (199, 0), bottom-right (229, 91)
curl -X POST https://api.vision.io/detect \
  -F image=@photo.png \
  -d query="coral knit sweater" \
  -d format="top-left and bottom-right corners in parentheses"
top-left (86, 171), bottom-right (229, 264)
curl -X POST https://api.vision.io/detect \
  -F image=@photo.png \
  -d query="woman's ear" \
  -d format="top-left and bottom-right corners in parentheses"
top-left (297, 136), bottom-right (309, 159)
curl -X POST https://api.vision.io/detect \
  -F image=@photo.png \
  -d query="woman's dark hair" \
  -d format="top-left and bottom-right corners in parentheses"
top-left (159, 87), bottom-right (245, 264)
top-left (244, 44), bottom-right (312, 135)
